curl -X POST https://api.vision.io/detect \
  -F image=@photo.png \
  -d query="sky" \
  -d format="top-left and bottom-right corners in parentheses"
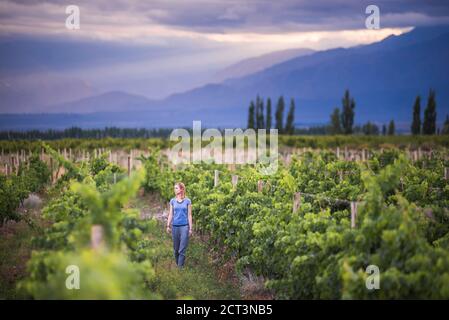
top-left (1, 0), bottom-right (449, 102)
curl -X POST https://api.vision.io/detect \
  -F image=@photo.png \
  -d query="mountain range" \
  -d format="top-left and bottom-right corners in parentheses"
top-left (1, 25), bottom-right (449, 130)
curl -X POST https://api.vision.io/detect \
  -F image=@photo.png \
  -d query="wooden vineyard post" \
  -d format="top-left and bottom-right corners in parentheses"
top-left (5, 163), bottom-right (9, 176)
top-left (16, 155), bottom-right (20, 174)
top-left (257, 180), bottom-right (264, 193)
top-left (91, 225), bottom-right (105, 250)
top-left (10, 156), bottom-right (15, 175)
top-left (231, 175), bottom-right (239, 189)
top-left (49, 157), bottom-right (54, 183)
top-left (285, 153), bottom-right (291, 166)
top-left (350, 201), bottom-right (358, 229)
top-left (109, 150), bottom-right (113, 163)
top-left (339, 170), bottom-right (343, 183)
top-left (293, 192), bottom-right (301, 213)
top-left (336, 147), bottom-right (340, 160)
top-left (214, 170), bottom-right (219, 188)
top-left (55, 166), bottom-right (61, 181)
top-left (127, 155), bottom-right (131, 177)
top-left (444, 167), bottom-right (449, 180)
top-left (114, 172), bottom-right (117, 184)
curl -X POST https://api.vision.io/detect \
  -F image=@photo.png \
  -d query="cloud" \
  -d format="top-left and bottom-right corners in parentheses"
top-left (1, 0), bottom-right (449, 40)
top-left (1, 0), bottom-right (447, 100)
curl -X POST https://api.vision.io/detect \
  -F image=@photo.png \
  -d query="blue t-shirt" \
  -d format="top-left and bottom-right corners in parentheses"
top-left (170, 197), bottom-right (191, 226)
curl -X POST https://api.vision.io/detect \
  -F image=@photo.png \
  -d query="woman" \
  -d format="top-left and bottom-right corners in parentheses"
top-left (166, 182), bottom-right (193, 268)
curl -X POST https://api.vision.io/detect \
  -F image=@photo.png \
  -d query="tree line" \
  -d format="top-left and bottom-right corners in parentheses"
top-left (329, 90), bottom-right (397, 136)
top-left (0, 127), bottom-right (174, 140)
top-left (328, 89), bottom-right (446, 135)
top-left (410, 89), bottom-right (446, 135)
top-left (247, 95), bottom-right (296, 134)
top-left (247, 89), bottom-right (448, 135)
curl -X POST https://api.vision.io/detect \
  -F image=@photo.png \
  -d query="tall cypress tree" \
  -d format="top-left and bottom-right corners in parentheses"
top-left (388, 120), bottom-right (395, 135)
top-left (382, 124), bottom-right (387, 136)
top-left (257, 96), bottom-right (265, 129)
top-left (285, 98), bottom-right (296, 135)
top-left (275, 96), bottom-right (285, 134)
top-left (411, 96), bottom-right (421, 135)
top-left (423, 89), bottom-right (437, 135)
top-left (266, 98), bottom-right (272, 130)
top-left (330, 108), bottom-right (341, 134)
top-left (340, 90), bottom-right (355, 134)
top-left (442, 115), bottom-right (449, 135)
top-left (247, 100), bottom-right (255, 129)
top-left (254, 96), bottom-right (260, 130)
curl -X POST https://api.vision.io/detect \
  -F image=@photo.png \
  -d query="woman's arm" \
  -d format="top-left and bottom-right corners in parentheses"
top-left (188, 203), bottom-right (193, 236)
top-left (166, 204), bottom-right (173, 233)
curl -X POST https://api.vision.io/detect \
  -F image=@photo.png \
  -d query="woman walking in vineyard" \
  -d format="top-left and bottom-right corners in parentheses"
top-left (166, 182), bottom-right (193, 268)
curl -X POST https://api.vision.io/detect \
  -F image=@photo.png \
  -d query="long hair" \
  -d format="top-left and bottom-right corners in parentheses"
top-left (175, 182), bottom-right (186, 199)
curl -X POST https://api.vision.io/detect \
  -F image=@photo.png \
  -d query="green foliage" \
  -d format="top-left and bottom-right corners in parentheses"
top-left (15, 143), bottom-right (449, 300)
top-left (247, 100), bottom-right (255, 129)
top-left (0, 154), bottom-right (50, 226)
top-left (388, 120), bottom-right (395, 136)
top-left (20, 153), bottom-right (164, 299)
top-left (266, 98), bottom-right (272, 130)
top-left (330, 108), bottom-right (342, 134)
top-left (141, 148), bottom-right (449, 299)
top-left (275, 96), bottom-right (285, 134)
top-left (341, 90), bottom-right (355, 135)
top-left (20, 249), bottom-right (157, 299)
top-left (285, 99), bottom-right (295, 135)
top-left (411, 96), bottom-right (421, 135)
top-left (423, 89), bottom-right (437, 135)
top-left (0, 175), bottom-right (22, 226)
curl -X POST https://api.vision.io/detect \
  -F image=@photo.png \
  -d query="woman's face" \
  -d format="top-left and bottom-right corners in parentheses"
top-left (174, 184), bottom-right (181, 195)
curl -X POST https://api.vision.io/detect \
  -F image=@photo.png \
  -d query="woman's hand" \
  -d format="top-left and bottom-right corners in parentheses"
top-left (189, 228), bottom-right (193, 236)
top-left (166, 225), bottom-right (171, 234)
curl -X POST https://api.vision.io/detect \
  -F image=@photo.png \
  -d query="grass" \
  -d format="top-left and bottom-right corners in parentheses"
top-left (148, 229), bottom-right (241, 299)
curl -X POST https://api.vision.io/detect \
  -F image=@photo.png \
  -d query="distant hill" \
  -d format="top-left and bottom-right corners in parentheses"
top-left (213, 48), bottom-right (315, 82)
top-left (45, 91), bottom-right (154, 113)
top-left (0, 73), bottom-right (96, 113)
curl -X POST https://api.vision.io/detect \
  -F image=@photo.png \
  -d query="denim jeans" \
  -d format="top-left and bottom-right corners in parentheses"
top-left (172, 225), bottom-right (189, 267)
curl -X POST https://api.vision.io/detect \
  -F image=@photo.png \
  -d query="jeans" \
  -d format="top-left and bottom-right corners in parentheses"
top-left (172, 225), bottom-right (189, 267)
